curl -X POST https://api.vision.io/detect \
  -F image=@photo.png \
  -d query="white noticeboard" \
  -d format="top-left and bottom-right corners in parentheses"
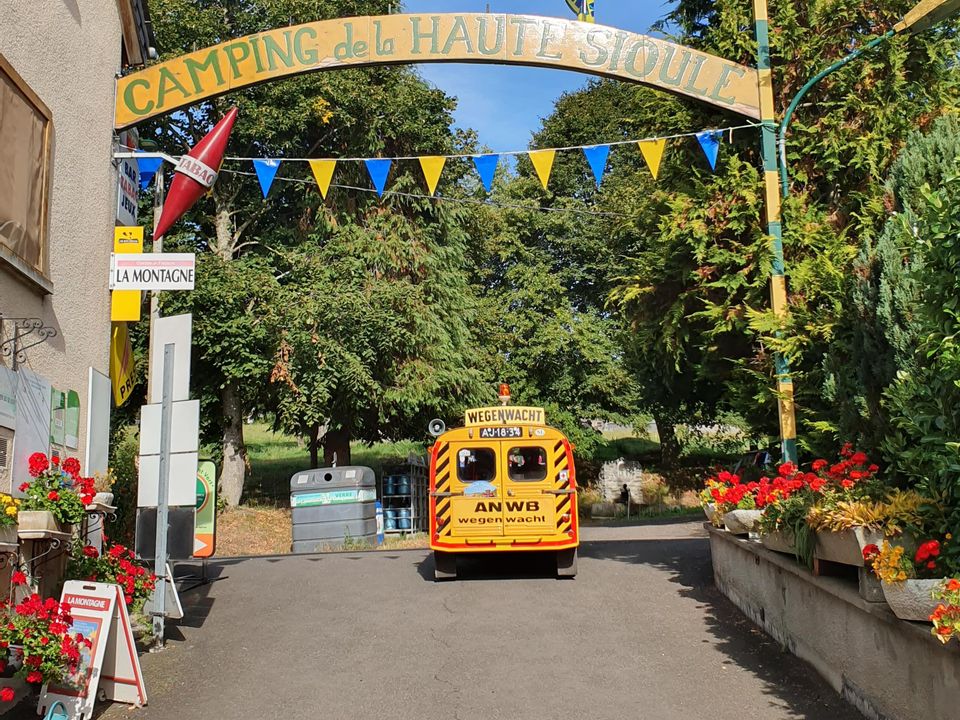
top-left (137, 452), bottom-right (199, 507)
top-left (12, 368), bottom-right (51, 492)
top-left (148, 314), bottom-right (192, 404)
top-left (0, 365), bottom-right (17, 430)
top-left (110, 253), bottom-right (195, 291)
top-left (39, 582), bottom-right (147, 719)
top-left (84, 369), bottom-right (111, 478)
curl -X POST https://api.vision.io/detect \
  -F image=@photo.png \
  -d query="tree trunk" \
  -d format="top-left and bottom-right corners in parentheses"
top-left (654, 414), bottom-right (681, 469)
top-left (220, 382), bottom-right (247, 506)
top-left (308, 423), bottom-right (320, 468)
top-left (323, 427), bottom-right (351, 467)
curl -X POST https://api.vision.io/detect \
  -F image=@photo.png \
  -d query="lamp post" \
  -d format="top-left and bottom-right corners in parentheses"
top-left (779, 0), bottom-right (960, 197)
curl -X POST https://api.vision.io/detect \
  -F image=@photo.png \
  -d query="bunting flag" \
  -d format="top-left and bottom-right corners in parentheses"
top-left (253, 158), bottom-right (281, 198)
top-left (419, 156), bottom-right (446, 196)
top-left (365, 158), bottom-right (392, 197)
top-left (529, 149), bottom-right (556, 190)
top-left (473, 154), bottom-right (499, 193)
top-left (638, 138), bottom-right (667, 180)
top-left (309, 159), bottom-right (337, 199)
top-left (582, 145), bottom-right (611, 188)
top-left (696, 130), bottom-right (722, 171)
top-left (135, 154), bottom-right (163, 189)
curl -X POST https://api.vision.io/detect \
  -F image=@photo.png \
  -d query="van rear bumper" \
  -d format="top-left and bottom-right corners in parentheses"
top-left (430, 537), bottom-right (579, 553)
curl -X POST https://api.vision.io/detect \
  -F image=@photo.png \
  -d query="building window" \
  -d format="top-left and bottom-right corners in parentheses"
top-left (0, 53), bottom-right (52, 278)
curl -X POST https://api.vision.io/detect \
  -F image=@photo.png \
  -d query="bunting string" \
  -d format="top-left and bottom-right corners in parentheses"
top-left (127, 122), bottom-right (760, 199)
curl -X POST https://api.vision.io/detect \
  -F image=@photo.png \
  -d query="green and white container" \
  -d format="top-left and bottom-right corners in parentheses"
top-left (290, 466), bottom-right (378, 552)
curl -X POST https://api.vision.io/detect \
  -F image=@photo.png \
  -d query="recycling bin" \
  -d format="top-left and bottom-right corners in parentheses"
top-left (290, 466), bottom-right (377, 553)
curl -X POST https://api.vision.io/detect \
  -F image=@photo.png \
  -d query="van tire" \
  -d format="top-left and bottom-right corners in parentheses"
top-left (433, 551), bottom-right (457, 581)
top-left (556, 548), bottom-right (578, 578)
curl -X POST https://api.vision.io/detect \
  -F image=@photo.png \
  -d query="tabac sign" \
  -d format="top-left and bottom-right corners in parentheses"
top-left (114, 13), bottom-right (761, 128)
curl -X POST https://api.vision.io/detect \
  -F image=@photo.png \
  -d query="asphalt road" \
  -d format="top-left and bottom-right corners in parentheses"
top-left (95, 519), bottom-right (864, 720)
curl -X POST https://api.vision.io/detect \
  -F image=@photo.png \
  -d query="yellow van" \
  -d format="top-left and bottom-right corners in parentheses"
top-left (428, 389), bottom-right (579, 580)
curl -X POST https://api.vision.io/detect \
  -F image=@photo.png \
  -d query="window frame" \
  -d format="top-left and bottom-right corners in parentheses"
top-left (507, 445), bottom-right (549, 483)
top-left (456, 447), bottom-right (498, 484)
top-left (0, 52), bottom-right (54, 292)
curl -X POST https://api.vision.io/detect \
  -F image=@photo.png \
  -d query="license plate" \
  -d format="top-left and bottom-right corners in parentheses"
top-left (479, 426), bottom-right (522, 439)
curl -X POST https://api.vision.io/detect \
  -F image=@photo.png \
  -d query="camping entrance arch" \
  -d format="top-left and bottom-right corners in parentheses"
top-left (115, 8), bottom-right (798, 462)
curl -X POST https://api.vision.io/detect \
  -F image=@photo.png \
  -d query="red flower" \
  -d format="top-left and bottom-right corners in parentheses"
top-left (927, 561), bottom-right (937, 570)
top-left (850, 451), bottom-right (868, 465)
top-left (39, 636), bottom-right (49, 646)
top-left (841, 479), bottom-right (855, 489)
top-left (82, 546), bottom-right (99, 559)
top-left (862, 544), bottom-right (880, 561)
top-left (27, 453), bottom-right (48, 477)
top-left (124, 594), bottom-right (133, 606)
top-left (868, 464), bottom-right (879, 473)
top-left (24, 655), bottom-right (41, 669)
top-left (25, 671), bottom-right (42, 684)
top-left (0, 687), bottom-right (14, 702)
top-left (11, 571), bottom-right (26, 586)
top-left (18, 483), bottom-right (29, 493)
top-left (947, 579), bottom-right (960, 592)
top-left (811, 459), bottom-right (827, 471)
top-left (936, 626), bottom-right (953, 637)
top-left (46, 491), bottom-right (59, 502)
top-left (778, 462), bottom-right (795, 477)
top-left (61, 458), bottom-right (80, 478)
top-left (50, 455), bottom-right (59, 466)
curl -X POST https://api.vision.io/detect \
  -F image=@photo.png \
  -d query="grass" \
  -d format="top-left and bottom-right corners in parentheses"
top-left (243, 422), bottom-right (426, 506)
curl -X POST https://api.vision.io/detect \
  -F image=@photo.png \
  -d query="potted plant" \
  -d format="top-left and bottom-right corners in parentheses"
top-left (90, 470), bottom-right (115, 507)
top-left (67, 542), bottom-right (156, 613)
top-left (0, 587), bottom-right (91, 707)
top-left (0, 494), bottom-right (20, 546)
top-left (865, 539), bottom-right (946, 621)
top-left (759, 479), bottom-right (821, 566)
top-left (930, 578), bottom-right (960, 644)
top-left (17, 454), bottom-right (93, 534)
top-left (700, 471), bottom-right (763, 534)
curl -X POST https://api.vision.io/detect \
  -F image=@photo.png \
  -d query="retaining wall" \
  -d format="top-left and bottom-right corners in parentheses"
top-left (708, 526), bottom-right (960, 720)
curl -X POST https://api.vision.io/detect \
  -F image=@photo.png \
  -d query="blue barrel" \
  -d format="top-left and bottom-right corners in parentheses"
top-left (398, 507), bottom-right (411, 530)
top-left (384, 476), bottom-right (395, 496)
top-left (385, 508), bottom-right (397, 530)
top-left (396, 475), bottom-right (410, 495)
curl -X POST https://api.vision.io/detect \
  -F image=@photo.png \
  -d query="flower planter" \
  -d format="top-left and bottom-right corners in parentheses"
top-left (761, 530), bottom-right (796, 555)
top-left (881, 579), bottom-right (942, 622)
top-left (703, 503), bottom-right (718, 525)
top-left (814, 527), bottom-right (884, 567)
top-left (93, 492), bottom-right (114, 506)
top-left (0, 526), bottom-right (17, 546)
top-left (723, 509), bottom-right (762, 535)
top-left (16, 511), bottom-right (58, 534)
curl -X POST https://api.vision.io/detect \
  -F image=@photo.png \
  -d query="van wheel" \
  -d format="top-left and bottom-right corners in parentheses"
top-left (433, 551), bottom-right (457, 581)
top-left (556, 548), bottom-right (578, 578)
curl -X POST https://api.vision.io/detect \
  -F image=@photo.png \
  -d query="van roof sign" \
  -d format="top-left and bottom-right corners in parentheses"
top-left (464, 406), bottom-right (546, 427)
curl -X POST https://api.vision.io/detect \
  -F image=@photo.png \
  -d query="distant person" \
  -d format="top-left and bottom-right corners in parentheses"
top-left (618, 484), bottom-right (629, 505)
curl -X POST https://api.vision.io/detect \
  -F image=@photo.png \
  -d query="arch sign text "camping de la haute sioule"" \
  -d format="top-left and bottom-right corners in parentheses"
top-left (114, 13), bottom-right (761, 128)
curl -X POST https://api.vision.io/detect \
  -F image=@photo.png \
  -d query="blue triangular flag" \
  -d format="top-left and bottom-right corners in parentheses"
top-left (135, 154), bottom-right (163, 189)
top-left (696, 131), bottom-right (721, 171)
top-left (253, 159), bottom-right (281, 198)
top-left (365, 158), bottom-right (392, 198)
top-left (472, 154), bottom-right (499, 193)
top-left (582, 145), bottom-right (611, 187)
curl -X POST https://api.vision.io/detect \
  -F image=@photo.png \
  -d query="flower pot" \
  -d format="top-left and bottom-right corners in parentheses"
top-left (16, 511), bottom-right (58, 534)
top-left (814, 527), bottom-right (884, 567)
top-left (723, 509), bottom-right (762, 535)
top-left (703, 503), bottom-right (718, 525)
top-left (0, 526), bottom-right (17, 546)
top-left (881, 579), bottom-right (942, 622)
top-left (93, 492), bottom-right (114, 506)
top-left (761, 529), bottom-right (796, 554)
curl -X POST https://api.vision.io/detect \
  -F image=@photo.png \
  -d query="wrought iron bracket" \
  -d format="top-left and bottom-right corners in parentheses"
top-left (0, 313), bottom-right (58, 369)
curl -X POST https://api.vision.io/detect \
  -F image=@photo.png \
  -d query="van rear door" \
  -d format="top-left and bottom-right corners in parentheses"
top-left (500, 442), bottom-right (557, 536)
top-left (447, 441), bottom-right (505, 538)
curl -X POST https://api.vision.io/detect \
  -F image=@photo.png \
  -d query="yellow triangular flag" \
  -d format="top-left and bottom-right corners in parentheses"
top-left (308, 159), bottom-right (337, 199)
top-left (528, 149), bottom-right (556, 190)
top-left (638, 139), bottom-right (667, 180)
top-left (419, 156), bottom-right (446, 196)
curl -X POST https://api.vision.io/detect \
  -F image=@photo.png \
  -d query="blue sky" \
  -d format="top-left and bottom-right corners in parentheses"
top-left (402, 1), bottom-right (673, 152)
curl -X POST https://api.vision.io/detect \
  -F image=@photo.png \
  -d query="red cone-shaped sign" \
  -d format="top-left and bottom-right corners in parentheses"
top-left (153, 107), bottom-right (238, 239)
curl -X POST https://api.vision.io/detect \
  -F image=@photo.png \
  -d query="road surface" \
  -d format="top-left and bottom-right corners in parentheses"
top-left (96, 519), bottom-right (863, 720)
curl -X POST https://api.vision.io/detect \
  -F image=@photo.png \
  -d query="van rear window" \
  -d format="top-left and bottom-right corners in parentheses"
top-left (508, 446), bottom-right (548, 482)
top-left (457, 448), bottom-right (497, 483)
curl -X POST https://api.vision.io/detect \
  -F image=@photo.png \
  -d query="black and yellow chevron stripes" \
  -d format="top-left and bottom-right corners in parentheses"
top-left (554, 441), bottom-right (573, 535)
top-left (433, 443), bottom-right (453, 537)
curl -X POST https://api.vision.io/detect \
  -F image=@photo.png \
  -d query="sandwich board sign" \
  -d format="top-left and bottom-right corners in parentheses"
top-left (39, 581), bottom-right (147, 719)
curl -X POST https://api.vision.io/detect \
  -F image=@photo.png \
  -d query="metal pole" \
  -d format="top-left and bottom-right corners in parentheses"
top-left (152, 342), bottom-right (174, 650)
top-left (754, 0), bottom-right (798, 464)
top-left (778, 31), bottom-right (896, 199)
top-left (147, 169), bottom-right (165, 400)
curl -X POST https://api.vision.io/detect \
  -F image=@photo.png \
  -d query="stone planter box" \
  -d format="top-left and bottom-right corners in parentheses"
top-left (16, 511), bottom-right (58, 534)
top-left (0, 526), bottom-right (17, 546)
top-left (761, 529), bottom-right (795, 554)
top-left (814, 527), bottom-right (884, 567)
top-left (723, 509), bottom-right (762, 535)
top-left (93, 492), bottom-right (114, 506)
top-left (881, 579), bottom-right (942, 622)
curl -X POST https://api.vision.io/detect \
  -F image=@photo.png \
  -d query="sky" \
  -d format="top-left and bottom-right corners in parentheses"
top-left (401, 1), bottom-right (672, 153)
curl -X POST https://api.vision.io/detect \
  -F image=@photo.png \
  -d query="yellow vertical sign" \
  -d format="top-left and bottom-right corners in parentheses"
top-left (111, 226), bottom-right (144, 321)
top-left (110, 322), bottom-right (136, 406)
